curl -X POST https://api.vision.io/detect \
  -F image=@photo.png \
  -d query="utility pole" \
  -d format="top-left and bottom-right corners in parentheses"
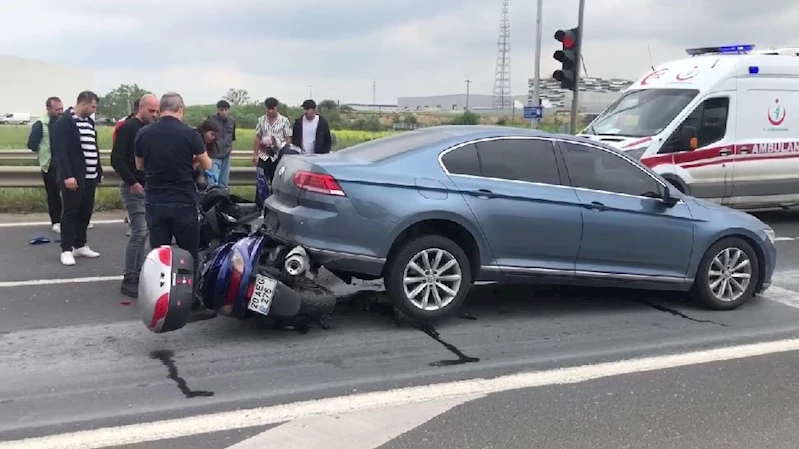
top-left (308, 85), bottom-right (313, 99)
top-left (532, 0), bottom-right (542, 129)
top-left (372, 80), bottom-right (376, 105)
top-left (464, 79), bottom-right (473, 110)
top-left (569, 0), bottom-right (586, 134)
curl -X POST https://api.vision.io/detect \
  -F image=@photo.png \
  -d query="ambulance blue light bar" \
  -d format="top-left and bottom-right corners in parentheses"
top-left (685, 45), bottom-right (755, 56)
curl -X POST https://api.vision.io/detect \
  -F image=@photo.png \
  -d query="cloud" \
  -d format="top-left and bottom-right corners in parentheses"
top-left (1, 0), bottom-right (798, 106)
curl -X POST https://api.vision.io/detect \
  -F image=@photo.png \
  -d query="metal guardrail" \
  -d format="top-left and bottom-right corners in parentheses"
top-left (0, 149), bottom-right (252, 161)
top-left (0, 165), bottom-right (257, 188)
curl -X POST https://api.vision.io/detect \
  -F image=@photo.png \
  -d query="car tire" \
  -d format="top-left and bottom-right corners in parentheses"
top-left (384, 235), bottom-right (472, 323)
top-left (691, 237), bottom-right (760, 310)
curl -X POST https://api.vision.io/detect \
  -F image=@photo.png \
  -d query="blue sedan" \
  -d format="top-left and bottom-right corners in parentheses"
top-left (263, 125), bottom-right (777, 322)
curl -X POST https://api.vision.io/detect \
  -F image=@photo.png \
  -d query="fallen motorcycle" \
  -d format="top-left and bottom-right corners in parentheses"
top-left (139, 184), bottom-right (336, 334)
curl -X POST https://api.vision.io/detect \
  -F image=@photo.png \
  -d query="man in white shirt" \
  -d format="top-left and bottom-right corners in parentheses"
top-left (252, 97), bottom-right (293, 208)
top-left (292, 99), bottom-right (332, 155)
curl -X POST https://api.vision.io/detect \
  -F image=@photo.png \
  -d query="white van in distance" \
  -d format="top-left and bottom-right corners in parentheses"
top-left (0, 112), bottom-right (31, 125)
top-left (579, 44), bottom-right (799, 210)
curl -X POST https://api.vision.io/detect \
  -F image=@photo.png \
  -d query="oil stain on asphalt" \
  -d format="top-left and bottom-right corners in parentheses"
top-left (150, 349), bottom-right (215, 398)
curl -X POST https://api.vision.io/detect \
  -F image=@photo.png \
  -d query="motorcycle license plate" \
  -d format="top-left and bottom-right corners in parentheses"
top-left (248, 274), bottom-right (278, 316)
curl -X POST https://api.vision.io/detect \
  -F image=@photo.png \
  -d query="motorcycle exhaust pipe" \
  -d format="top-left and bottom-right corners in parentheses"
top-left (284, 246), bottom-right (309, 276)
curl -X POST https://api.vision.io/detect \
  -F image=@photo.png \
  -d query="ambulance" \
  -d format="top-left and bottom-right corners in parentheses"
top-left (579, 44), bottom-right (799, 209)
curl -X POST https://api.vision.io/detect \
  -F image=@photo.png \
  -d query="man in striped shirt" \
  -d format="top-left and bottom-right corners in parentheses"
top-left (252, 97), bottom-right (292, 208)
top-left (52, 91), bottom-right (102, 266)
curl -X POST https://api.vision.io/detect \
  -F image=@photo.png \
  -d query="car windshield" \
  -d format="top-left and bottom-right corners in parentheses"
top-left (585, 88), bottom-right (699, 138)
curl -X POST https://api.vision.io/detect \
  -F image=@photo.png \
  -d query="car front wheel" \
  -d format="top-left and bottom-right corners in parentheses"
top-left (384, 235), bottom-right (472, 322)
top-left (692, 237), bottom-right (759, 310)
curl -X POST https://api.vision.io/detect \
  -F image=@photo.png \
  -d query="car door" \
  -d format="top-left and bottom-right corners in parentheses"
top-left (441, 136), bottom-right (583, 276)
top-left (657, 95), bottom-right (735, 204)
top-left (557, 140), bottom-right (695, 281)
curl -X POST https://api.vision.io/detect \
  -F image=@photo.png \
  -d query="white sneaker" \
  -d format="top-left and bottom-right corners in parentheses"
top-left (87, 222), bottom-right (94, 229)
top-left (61, 251), bottom-right (76, 266)
top-left (52, 223), bottom-right (61, 233)
top-left (73, 245), bottom-right (100, 258)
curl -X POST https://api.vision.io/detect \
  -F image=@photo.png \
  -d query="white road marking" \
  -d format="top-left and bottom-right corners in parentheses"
top-left (775, 237), bottom-right (795, 241)
top-left (227, 396), bottom-right (477, 449)
top-left (0, 275), bottom-right (122, 288)
top-left (763, 286), bottom-right (799, 308)
top-left (7, 338), bottom-right (799, 449)
top-left (0, 219), bottom-right (124, 228)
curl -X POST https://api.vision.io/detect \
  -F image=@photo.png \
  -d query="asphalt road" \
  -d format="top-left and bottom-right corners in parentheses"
top-left (1, 210), bottom-right (799, 448)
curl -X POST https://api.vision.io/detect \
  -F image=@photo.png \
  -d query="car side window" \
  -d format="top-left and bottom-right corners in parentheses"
top-left (441, 143), bottom-right (481, 177)
top-left (660, 97), bottom-right (730, 154)
top-left (475, 138), bottom-right (561, 185)
top-left (560, 142), bottom-right (662, 197)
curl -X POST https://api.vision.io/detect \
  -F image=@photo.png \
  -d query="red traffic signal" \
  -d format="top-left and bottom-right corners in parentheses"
top-left (555, 28), bottom-right (579, 49)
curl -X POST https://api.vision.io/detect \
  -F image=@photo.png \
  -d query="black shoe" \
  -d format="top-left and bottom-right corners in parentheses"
top-left (121, 280), bottom-right (138, 298)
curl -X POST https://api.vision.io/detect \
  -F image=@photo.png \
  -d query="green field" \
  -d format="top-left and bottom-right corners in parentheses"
top-left (0, 124), bottom-right (393, 151)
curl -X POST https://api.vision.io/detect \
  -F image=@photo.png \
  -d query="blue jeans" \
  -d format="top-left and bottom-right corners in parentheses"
top-left (119, 182), bottom-right (148, 282)
top-left (210, 155), bottom-right (231, 189)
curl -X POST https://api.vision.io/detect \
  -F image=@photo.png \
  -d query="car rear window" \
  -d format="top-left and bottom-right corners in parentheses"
top-left (336, 131), bottom-right (454, 162)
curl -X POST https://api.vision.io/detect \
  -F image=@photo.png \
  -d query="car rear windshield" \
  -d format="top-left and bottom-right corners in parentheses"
top-left (335, 131), bottom-right (454, 162)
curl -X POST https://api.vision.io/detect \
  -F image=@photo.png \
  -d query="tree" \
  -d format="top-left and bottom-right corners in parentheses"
top-left (450, 110), bottom-right (480, 125)
top-left (318, 99), bottom-right (338, 110)
top-left (222, 88), bottom-right (251, 106)
top-left (97, 84), bottom-right (151, 119)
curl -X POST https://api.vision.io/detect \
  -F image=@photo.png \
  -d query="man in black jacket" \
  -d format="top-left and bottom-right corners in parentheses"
top-left (111, 94), bottom-right (159, 297)
top-left (291, 99), bottom-right (332, 154)
top-left (52, 90), bottom-right (102, 266)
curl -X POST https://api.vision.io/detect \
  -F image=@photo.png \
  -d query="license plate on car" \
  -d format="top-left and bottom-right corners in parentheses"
top-left (248, 274), bottom-right (278, 316)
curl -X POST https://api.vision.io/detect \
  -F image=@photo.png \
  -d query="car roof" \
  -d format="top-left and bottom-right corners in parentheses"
top-left (417, 125), bottom-right (621, 154)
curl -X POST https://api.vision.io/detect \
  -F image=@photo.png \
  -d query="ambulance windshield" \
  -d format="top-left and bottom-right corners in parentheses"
top-left (586, 88), bottom-right (699, 138)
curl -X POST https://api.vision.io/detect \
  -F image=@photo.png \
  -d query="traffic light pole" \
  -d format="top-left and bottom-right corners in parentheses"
top-left (569, 0), bottom-right (586, 134)
top-left (531, 0), bottom-right (542, 129)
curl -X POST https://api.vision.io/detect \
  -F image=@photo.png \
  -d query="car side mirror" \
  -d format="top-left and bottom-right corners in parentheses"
top-left (662, 185), bottom-right (679, 207)
top-left (680, 126), bottom-right (698, 151)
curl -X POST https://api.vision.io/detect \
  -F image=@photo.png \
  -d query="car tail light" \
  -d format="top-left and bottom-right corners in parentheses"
top-left (293, 171), bottom-right (345, 196)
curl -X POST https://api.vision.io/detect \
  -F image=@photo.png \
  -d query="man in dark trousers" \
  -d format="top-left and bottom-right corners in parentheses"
top-left (111, 94), bottom-right (159, 297)
top-left (135, 92), bottom-right (215, 317)
top-left (27, 96), bottom-right (64, 233)
top-left (52, 91), bottom-right (102, 266)
top-left (291, 99), bottom-right (332, 155)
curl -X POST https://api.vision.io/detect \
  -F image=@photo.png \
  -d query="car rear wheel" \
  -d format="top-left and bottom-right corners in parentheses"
top-left (692, 237), bottom-right (759, 310)
top-left (384, 235), bottom-right (472, 322)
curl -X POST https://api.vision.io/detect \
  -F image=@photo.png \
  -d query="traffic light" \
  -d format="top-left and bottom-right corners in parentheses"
top-left (553, 27), bottom-right (580, 91)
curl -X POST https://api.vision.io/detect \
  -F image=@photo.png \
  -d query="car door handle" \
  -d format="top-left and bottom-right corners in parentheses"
top-left (471, 189), bottom-right (495, 198)
top-left (583, 201), bottom-right (607, 211)
top-left (719, 148), bottom-right (732, 156)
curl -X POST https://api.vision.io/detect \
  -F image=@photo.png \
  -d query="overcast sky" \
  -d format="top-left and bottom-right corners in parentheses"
top-left (1, 0), bottom-right (798, 106)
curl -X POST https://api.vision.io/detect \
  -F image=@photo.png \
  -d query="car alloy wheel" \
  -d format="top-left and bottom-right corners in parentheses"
top-left (707, 247), bottom-right (752, 302)
top-left (402, 248), bottom-right (463, 311)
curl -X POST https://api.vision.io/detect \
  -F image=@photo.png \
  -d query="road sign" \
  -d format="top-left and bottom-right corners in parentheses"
top-left (524, 106), bottom-right (543, 119)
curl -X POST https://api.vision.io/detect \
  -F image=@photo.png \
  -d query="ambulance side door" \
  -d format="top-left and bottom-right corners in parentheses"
top-left (730, 77), bottom-right (799, 207)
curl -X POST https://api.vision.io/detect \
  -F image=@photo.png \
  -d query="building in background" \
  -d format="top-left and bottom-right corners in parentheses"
top-left (0, 55), bottom-right (94, 119)
top-left (397, 94), bottom-right (528, 116)
top-left (342, 103), bottom-right (398, 113)
top-left (529, 76), bottom-right (634, 115)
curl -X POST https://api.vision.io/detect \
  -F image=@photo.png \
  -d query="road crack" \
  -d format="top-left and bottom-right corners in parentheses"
top-left (417, 324), bottom-right (480, 367)
top-left (150, 350), bottom-right (215, 398)
top-left (635, 300), bottom-right (728, 326)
